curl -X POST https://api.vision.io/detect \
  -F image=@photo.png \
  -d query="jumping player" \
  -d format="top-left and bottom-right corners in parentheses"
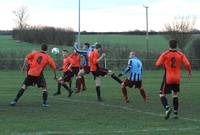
top-left (69, 49), bottom-right (81, 89)
top-left (73, 43), bottom-right (95, 93)
top-left (111, 51), bottom-right (147, 103)
top-left (155, 39), bottom-right (191, 119)
top-left (53, 49), bottom-right (73, 97)
top-left (88, 44), bottom-right (109, 101)
top-left (10, 44), bottom-right (57, 107)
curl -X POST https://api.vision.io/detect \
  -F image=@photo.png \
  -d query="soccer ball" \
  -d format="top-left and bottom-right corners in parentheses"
top-left (51, 48), bottom-right (59, 55)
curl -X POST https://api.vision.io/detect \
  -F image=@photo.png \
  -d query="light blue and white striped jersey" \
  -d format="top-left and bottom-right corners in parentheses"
top-left (121, 57), bottom-right (143, 81)
top-left (128, 57), bottom-right (143, 81)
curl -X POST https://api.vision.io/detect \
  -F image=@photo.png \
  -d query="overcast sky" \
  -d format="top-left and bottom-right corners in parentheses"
top-left (0, 0), bottom-right (199, 32)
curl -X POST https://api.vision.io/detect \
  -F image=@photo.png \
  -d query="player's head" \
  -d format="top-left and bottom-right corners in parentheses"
top-left (41, 44), bottom-right (48, 52)
top-left (169, 39), bottom-right (178, 50)
top-left (129, 51), bottom-right (136, 58)
top-left (83, 43), bottom-right (90, 49)
top-left (62, 49), bottom-right (68, 57)
top-left (95, 43), bottom-right (102, 51)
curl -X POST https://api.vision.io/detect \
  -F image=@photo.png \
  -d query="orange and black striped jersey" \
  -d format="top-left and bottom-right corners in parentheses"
top-left (62, 56), bottom-right (73, 72)
top-left (70, 52), bottom-right (81, 67)
top-left (26, 52), bottom-right (56, 76)
top-left (89, 50), bottom-right (99, 71)
top-left (155, 50), bottom-right (191, 84)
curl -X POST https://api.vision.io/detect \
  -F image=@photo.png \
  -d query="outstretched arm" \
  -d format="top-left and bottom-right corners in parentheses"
top-left (73, 44), bottom-right (88, 55)
top-left (118, 59), bottom-right (131, 77)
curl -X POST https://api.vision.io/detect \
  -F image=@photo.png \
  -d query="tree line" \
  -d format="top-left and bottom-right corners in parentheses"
top-left (12, 26), bottom-right (75, 46)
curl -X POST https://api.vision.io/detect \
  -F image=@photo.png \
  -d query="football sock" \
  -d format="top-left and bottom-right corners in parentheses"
top-left (139, 88), bottom-right (147, 100)
top-left (57, 83), bottom-right (61, 93)
top-left (111, 73), bottom-right (122, 84)
top-left (82, 76), bottom-right (86, 89)
top-left (122, 87), bottom-right (128, 101)
top-left (42, 91), bottom-right (48, 104)
top-left (14, 88), bottom-right (25, 102)
top-left (62, 84), bottom-right (71, 92)
top-left (173, 97), bottom-right (179, 114)
top-left (96, 86), bottom-right (101, 99)
top-left (160, 96), bottom-right (169, 110)
top-left (69, 79), bottom-right (72, 89)
top-left (76, 77), bottom-right (82, 92)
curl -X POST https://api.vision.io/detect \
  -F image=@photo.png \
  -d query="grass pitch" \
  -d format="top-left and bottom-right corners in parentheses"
top-left (0, 70), bottom-right (200, 135)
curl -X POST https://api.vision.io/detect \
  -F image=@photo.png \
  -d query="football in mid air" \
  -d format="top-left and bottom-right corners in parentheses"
top-left (51, 47), bottom-right (60, 55)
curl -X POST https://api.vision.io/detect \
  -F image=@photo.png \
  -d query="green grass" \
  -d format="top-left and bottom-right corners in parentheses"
top-left (0, 70), bottom-right (199, 135)
top-left (0, 35), bottom-right (169, 53)
top-left (81, 34), bottom-right (169, 51)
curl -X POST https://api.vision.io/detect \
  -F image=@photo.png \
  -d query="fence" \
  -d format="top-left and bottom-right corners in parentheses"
top-left (0, 58), bottom-right (199, 70)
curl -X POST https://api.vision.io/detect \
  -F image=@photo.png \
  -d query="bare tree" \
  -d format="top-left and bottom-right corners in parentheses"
top-left (13, 6), bottom-right (29, 30)
top-left (163, 16), bottom-right (196, 51)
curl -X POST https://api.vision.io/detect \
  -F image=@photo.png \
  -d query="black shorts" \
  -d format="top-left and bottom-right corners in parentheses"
top-left (91, 68), bottom-right (108, 79)
top-left (123, 79), bottom-right (142, 89)
top-left (63, 71), bottom-right (74, 82)
top-left (83, 65), bottom-right (90, 74)
top-left (23, 75), bottom-right (46, 88)
top-left (160, 77), bottom-right (180, 94)
top-left (72, 67), bottom-right (80, 76)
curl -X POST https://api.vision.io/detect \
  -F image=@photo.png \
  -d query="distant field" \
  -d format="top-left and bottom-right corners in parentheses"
top-left (0, 35), bottom-right (169, 53)
top-left (81, 34), bottom-right (169, 51)
top-left (0, 70), bottom-right (199, 135)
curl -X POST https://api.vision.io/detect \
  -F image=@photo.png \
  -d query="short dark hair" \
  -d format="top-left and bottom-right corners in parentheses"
top-left (84, 43), bottom-right (90, 48)
top-left (62, 49), bottom-right (68, 53)
top-left (169, 39), bottom-right (178, 49)
top-left (41, 44), bottom-right (48, 51)
top-left (96, 44), bottom-right (102, 49)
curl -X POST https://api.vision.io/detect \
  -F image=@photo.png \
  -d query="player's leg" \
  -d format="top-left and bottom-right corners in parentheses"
top-left (68, 79), bottom-right (72, 89)
top-left (121, 83), bottom-right (129, 103)
top-left (35, 75), bottom-right (49, 107)
top-left (160, 90), bottom-right (172, 120)
top-left (53, 80), bottom-right (62, 96)
top-left (82, 76), bottom-right (86, 91)
top-left (61, 82), bottom-right (73, 97)
top-left (139, 87), bottom-right (147, 102)
top-left (10, 84), bottom-right (28, 106)
top-left (61, 72), bottom-right (73, 97)
top-left (121, 80), bottom-right (129, 103)
top-left (173, 92), bottom-right (179, 119)
top-left (111, 73), bottom-right (122, 84)
top-left (137, 81), bottom-right (147, 102)
top-left (172, 84), bottom-right (180, 119)
top-left (10, 75), bottom-right (34, 106)
top-left (42, 88), bottom-right (48, 107)
top-left (75, 69), bottom-right (85, 93)
top-left (95, 77), bottom-right (102, 101)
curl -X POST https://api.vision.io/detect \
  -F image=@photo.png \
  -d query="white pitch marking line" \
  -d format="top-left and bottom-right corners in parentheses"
top-left (48, 96), bottom-right (200, 123)
top-left (14, 126), bottom-right (200, 135)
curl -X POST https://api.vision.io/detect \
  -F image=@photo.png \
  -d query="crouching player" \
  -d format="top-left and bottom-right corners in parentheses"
top-left (10, 44), bottom-right (57, 107)
top-left (53, 49), bottom-right (73, 97)
top-left (111, 51), bottom-right (147, 103)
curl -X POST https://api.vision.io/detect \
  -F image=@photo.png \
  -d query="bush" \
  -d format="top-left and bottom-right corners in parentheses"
top-left (12, 26), bottom-right (75, 46)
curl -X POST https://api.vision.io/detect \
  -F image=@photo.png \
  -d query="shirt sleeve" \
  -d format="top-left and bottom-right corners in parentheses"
top-left (121, 59), bottom-right (131, 75)
top-left (74, 45), bottom-right (88, 55)
top-left (155, 52), bottom-right (165, 67)
top-left (47, 55), bottom-right (56, 70)
top-left (26, 52), bottom-right (35, 62)
top-left (182, 54), bottom-right (191, 73)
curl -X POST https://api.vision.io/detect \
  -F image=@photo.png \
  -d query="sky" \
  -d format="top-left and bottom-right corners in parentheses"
top-left (0, 0), bottom-right (199, 32)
